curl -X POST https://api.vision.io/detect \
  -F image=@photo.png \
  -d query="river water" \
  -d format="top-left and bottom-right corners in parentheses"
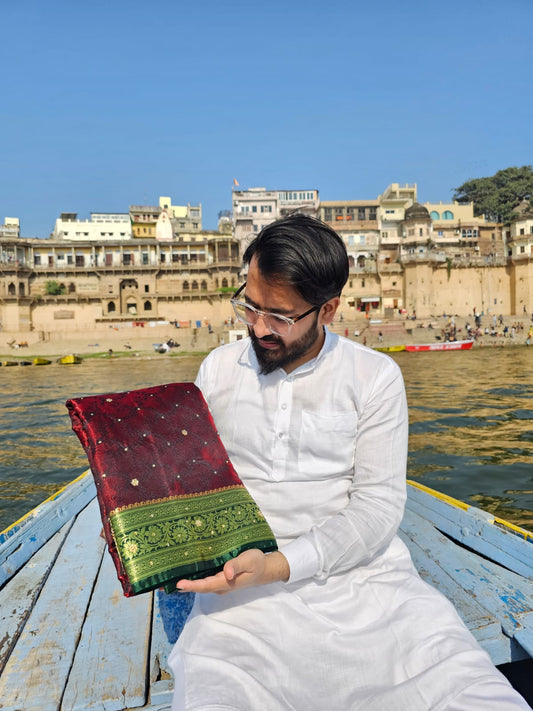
top-left (1, 348), bottom-right (532, 532)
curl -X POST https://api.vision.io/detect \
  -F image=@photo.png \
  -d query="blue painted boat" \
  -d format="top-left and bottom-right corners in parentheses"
top-left (0, 472), bottom-right (532, 709)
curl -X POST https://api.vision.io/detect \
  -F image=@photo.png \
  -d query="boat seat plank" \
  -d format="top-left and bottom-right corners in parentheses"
top-left (406, 484), bottom-right (533, 577)
top-left (0, 524), bottom-right (71, 674)
top-left (0, 499), bottom-right (106, 711)
top-left (62, 549), bottom-right (153, 711)
top-left (401, 507), bottom-right (533, 657)
top-left (0, 473), bottom-right (96, 586)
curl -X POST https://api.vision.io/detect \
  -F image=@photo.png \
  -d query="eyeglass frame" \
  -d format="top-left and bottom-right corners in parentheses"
top-left (230, 283), bottom-right (321, 336)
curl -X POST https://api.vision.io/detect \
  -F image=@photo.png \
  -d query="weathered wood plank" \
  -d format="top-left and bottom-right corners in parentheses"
top-left (0, 499), bottom-right (105, 711)
top-left (399, 516), bottom-right (525, 666)
top-left (61, 550), bottom-right (153, 711)
top-left (0, 471), bottom-right (95, 586)
top-left (0, 523), bottom-right (71, 673)
top-left (406, 483), bottom-right (533, 578)
top-left (401, 506), bottom-right (533, 657)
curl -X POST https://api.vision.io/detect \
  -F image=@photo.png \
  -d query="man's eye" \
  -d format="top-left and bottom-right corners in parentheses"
top-left (271, 315), bottom-right (290, 325)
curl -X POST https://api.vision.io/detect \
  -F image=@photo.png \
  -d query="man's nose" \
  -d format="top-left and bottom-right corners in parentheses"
top-left (251, 314), bottom-right (272, 338)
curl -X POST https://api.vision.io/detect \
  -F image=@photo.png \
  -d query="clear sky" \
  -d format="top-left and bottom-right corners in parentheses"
top-left (1, 0), bottom-right (532, 238)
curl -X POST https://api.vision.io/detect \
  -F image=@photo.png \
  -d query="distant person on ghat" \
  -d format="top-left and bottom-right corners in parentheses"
top-left (168, 214), bottom-right (529, 710)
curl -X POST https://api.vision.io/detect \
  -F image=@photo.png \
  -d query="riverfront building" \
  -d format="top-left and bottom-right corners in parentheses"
top-left (0, 185), bottom-right (531, 336)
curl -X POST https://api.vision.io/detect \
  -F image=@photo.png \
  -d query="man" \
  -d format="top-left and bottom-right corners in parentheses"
top-left (169, 215), bottom-right (528, 710)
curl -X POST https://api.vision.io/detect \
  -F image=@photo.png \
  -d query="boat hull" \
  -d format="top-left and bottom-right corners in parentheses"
top-left (57, 354), bottom-right (83, 365)
top-left (405, 340), bottom-right (474, 352)
top-left (373, 345), bottom-right (406, 353)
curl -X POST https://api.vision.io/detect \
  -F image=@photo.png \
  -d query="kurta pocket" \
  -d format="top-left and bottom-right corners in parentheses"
top-left (298, 410), bottom-right (357, 476)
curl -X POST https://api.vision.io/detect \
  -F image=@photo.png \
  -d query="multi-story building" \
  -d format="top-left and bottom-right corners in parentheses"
top-left (130, 197), bottom-right (202, 240)
top-left (0, 217), bottom-right (20, 239)
top-left (52, 213), bottom-right (132, 241)
top-left (319, 200), bottom-right (381, 313)
top-left (0, 228), bottom-right (240, 333)
top-left (232, 187), bottom-right (319, 252)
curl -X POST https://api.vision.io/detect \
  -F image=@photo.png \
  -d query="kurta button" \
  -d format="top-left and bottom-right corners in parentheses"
top-left (278, 432), bottom-right (284, 438)
top-left (281, 403), bottom-right (287, 410)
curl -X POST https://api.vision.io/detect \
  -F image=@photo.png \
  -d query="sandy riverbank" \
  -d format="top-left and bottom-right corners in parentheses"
top-left (1, 313), bottom-right (531, 360)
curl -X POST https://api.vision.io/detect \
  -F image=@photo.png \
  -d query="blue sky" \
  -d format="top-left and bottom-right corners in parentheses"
top-left (1, 0), bottom-right (532, 237)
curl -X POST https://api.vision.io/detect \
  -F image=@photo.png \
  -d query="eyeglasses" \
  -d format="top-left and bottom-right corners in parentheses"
top-left (230, 283), bottom-right (319, 337)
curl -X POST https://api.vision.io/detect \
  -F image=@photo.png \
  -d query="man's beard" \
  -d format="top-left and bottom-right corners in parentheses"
top-left (249, 314), bottom-right (321, 375)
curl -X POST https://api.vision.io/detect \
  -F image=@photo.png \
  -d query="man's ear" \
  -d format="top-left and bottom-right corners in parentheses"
top-left (320, 297), bottom-right (340, 325)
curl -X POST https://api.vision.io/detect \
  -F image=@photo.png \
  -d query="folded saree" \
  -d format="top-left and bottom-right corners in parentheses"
top-left (66, 383), bottom-right (277, 596)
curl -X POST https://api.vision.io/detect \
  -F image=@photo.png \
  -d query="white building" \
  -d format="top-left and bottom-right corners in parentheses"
top-left (232, 186), bottom-right (319, 252)
top-left (53, 213), bottom-right (132, 241)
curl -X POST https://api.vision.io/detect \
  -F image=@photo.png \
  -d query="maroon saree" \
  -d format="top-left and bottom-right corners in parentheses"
top-left (66, 383), bottom-right (277, 596)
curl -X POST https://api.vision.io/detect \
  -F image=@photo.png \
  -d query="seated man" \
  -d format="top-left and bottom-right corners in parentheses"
top-left (169, 214), bottom-right (528, 710)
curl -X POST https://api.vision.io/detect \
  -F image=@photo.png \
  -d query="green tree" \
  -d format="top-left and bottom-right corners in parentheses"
top-left (453, 165), bottom-right (533, 223)
top-left (45, 280), bottom-right (65, 295)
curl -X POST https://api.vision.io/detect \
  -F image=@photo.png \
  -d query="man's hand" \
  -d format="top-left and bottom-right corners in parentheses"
top-left (174, 549), bottom-right (290, 595)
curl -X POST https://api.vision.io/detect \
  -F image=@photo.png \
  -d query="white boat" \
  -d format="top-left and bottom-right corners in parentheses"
top-left (0, 472), bottom-right (532, 709)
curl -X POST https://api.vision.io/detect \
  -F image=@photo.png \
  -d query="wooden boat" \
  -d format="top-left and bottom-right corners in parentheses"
top-left (2, 360), bottom-right (19, 366)
top-left (373, 344), bottom-right (406, 353)
top-left (405, 339), bottom-right (474, 352)
top-left (1, 472), bottom-right (532, 709)
top-left (32, 357), bottom-right (52, 365)
top-left (18, 360), bottom-right (33, 366)
top-left (57, 354), bottom-right (83, 365)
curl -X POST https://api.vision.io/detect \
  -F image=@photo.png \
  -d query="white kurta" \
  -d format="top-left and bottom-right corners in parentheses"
top-left (169, 330), bottom-right (528, 710)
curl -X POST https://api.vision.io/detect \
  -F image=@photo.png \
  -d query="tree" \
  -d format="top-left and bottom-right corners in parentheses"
top-left (45, 280), bottom-right (65, 295)
top-left (453, 165), bottom-right (533, 223)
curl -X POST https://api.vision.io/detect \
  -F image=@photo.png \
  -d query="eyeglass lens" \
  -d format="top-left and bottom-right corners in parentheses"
top-left (232, 302), bottom-right (291, 336)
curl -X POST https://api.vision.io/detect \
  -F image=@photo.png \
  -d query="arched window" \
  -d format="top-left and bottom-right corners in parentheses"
top-left (430, 211), bottom-right (440, 220)
top-left (215, 278), bottom-right (219, 288)
top-left (144, 300), bottom-right (152, 311)
top-left (201, 280), bottom-right (207, 291)
top-left (8, 282), bottom-right (16, 296)
top-left (19, 283), bottom-right (25, 296)
top-left (191, 281), bottom-right (199, 291)
top-left (68, 282), bottom-right (76, 293)
top-left (442, 210), bottom-right (454, 220)
top-left (183, 281), bottom-right (189, 291)
top-left (107, 301), bottom-right (116, 313)
top-left (222, 278), bottom-right (228, 288)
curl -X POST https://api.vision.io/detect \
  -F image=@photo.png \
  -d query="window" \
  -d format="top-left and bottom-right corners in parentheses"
top-left (442, 210), bottom-right (454, 220)
top-left (144, 284), bottom-right (149, 293)
top-left (361, 279), bottom-right (365, 287)
top-left (183, 281), bottom-right (189, 291)
top-left (144, 301), bottom-right (152, 311)
top-left (438, 230), bottom-right (443, 236)
top-left (252, 206), bottom-right (257, 213)
top-left (358, 209), bottom-right (365, 220)
top-left (419, 228), bottom-right (423, 236)
top-left (34, 255), bottom-right (41, 265)
top-left (430, 211), bottom-right (440, 219)
top-left (108, 301), bottom-right (116, 313)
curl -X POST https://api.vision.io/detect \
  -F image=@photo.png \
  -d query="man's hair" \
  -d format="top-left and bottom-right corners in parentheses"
top-left (242, 214), bottom-right (349, 306)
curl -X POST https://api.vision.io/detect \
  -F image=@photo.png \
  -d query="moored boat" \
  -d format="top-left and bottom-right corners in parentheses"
top-left (0, 471), bottom-right (531, 709)
top-left (2, 360), bottom-right (19, 366)
top-left (57, 354), bottom-right (83, 365)
top-left (373, 344), bottom-right (406, 353)
top-left (405, 339), bottom-right (474, 352)
top-left (32, 357), bottom-right (52, 365)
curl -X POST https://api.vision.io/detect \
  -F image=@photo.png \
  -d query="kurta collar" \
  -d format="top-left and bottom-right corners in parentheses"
top-left (237, 327), bottom-right (337, 378)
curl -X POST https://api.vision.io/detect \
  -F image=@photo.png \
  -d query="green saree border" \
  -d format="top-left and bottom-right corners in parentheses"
top-left (109, 485), bottom-right (278, 594)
